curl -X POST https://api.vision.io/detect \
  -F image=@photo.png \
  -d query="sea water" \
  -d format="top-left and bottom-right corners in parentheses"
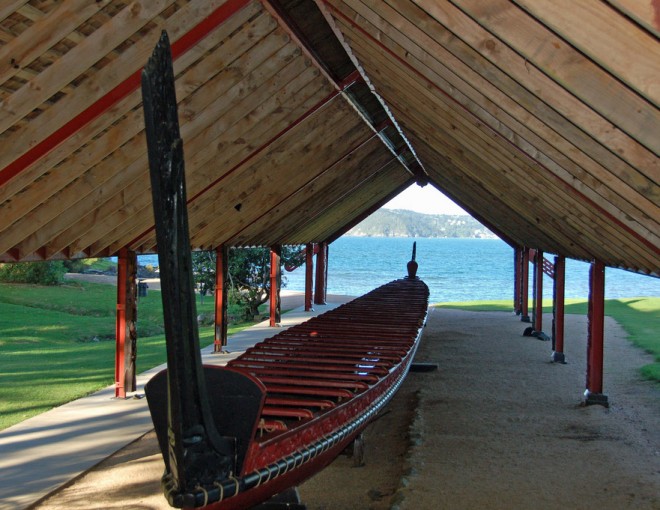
top-left (138, 237), bottom-right (659, 304)
top-left (278, 237), bottom-right (660, 304)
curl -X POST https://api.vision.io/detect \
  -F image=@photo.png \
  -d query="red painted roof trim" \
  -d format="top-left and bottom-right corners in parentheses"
top-left (0, 0), bottom-right (252, 188)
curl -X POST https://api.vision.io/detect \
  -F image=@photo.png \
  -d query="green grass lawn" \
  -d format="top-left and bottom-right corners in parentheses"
top-left (435, 297), bottom-right (660, 382)
top-left (0, 281), bottom-right (254, 431)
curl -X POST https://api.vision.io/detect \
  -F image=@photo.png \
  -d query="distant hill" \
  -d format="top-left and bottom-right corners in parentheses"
top-left (346, 209), bottom-right (496, 239)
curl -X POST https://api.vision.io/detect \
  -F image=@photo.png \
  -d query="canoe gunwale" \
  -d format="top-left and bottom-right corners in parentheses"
top-left (172, 295), bottom-right (428, 509)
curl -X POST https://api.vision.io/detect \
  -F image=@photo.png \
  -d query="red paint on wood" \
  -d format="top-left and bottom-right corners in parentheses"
top-left (314, 242), bottom-right (327, 305)
top-left (305, 243), bottom-right (314, 311)
top-left (214, 245), bottom-right (229, 350)
top-left (270, 245), bottom-right (282, 327)
top-left (114, 249), bottom-right (137, 398)
top-left (0, 0), bottom-right (252, 188)
top-left (322, 1), bottom-right (660, 257)
top-left (534, 249), bottom-right (544, 332)
top-left (586, 260), bottom-right (606, 394)
top-left (520, 248), bottom-right (530, 319)
top-left (514, 246), bottom-right (522, 313)
top-left (553, 255), bottom-right (566, 354)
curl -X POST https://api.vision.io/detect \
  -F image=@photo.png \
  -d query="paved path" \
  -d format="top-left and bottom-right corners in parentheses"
top-left (0, 295), bottom-right (353, 510)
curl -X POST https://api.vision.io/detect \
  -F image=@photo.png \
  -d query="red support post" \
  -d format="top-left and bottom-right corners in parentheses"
top-left (520, 247), bottom-right (530, 322)
top-left (514, 246), bottom-right (522, 315)
top-left (585, 260), bottom-right (608, 406)
top-left (305, 243), bottom-right (314, 311)
top-left (270, 245), bottom-right (282, 327)
top-left (115, 248), bottom-right (137, 398)
top-left (324, 243), bottom-right (329, 303)
top-left (314, 242), bottom-right (327, 305)
top-left (214, 245), bottom-right (228, 352)
top-left (552, 255), bottom-right (566, 363)
top-left (534, 249), bottom-right (544, 334)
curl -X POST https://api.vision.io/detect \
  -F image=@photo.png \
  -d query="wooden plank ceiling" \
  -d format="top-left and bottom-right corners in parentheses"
top-left (0, 0), bottom-right (658, 276)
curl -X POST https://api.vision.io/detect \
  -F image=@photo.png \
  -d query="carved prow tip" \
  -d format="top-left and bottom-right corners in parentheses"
top-left (407, 242), bottom-right (418, 279)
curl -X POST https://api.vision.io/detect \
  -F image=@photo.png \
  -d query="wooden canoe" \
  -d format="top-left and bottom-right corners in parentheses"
top-left (140, 30), bottom-right (429, 509)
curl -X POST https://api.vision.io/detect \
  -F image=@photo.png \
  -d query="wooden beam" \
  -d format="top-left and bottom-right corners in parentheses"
top-left (243, 139), bottom-right (393, 246)
top-left (188, 101), bottom-right (369, 248)
top-left (329, 0), bottom-right (658, 230)
top-left (294, 165), bottom-right (409, 243)
top-left (413, 0), bottom-right (659, 157)
top-left (115, 248), bottom-right (137, 398)
top-left (605, 0), bottom-right (660, 38)
top-left (326, 179), bottom-right (411, 244)
top-left (520, 248), bottom-right (530, 322)
top-left (0, 0), bottom-right (112, 89)
top-left (314, 241), bottom-right (327, 305)
top-left (123, 69), bottom-right (335, 253)
top-left (56, 48), bottom-right (331, 257)
top-left (270, 245), bottom-right (282, 326)
top-left (512, 0), bottom-right (660, 106)
top-left (551, 255), bottom-right (566, 364)
top-left (0, 2), bottom-right (264, 209)
top-left (305, 243), bottom-right (314, 311)
top-left (585, 260), bottom-right (608, 406)
top-left (329, 6), bottom-right (659, 268)
top-left (214, 245), bottom-right (229, 351)
top-left (533, 249), bottom-right (544, 334)
top-left (0, 0), bottom-right (254, 187)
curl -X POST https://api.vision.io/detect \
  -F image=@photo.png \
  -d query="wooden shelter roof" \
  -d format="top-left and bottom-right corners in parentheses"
top-left (0, 0), bottom-right (658, 276)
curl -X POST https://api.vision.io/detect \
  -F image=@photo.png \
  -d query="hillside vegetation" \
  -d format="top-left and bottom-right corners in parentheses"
top-left (347, 209), bottom-right (496, 238)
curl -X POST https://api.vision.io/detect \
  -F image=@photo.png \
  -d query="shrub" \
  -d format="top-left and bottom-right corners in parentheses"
top-left (0, 261), bottom-right (67, 285)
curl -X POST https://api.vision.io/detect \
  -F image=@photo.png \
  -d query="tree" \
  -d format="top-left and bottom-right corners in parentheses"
top-left (190, 251), bottom-right (216, 305)
top-left (190, 246), bottom-right (302, 321)
top-left (228, 247), bottom-right (273, 320)
top-left (0, 261), bottom-right (67, 285)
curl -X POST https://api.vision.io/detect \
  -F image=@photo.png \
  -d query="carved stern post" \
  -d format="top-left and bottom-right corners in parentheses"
top-left (141, 32), bottom-right (235, 507)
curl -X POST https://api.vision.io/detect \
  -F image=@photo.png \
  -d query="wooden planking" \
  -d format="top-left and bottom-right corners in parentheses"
top-left (413, 136), bottom-right (583, 258)
top-left (233, 137), bottom-right (394, 246)
top-left (328, 0), bottom-right (659, 244)
top-left (0, 2), bottom-right (30, 24)
top-left (291, 164), bottom-right (409, 243)
top-left (95, 65), bottom-right (334, 256)
top-left (0, 4), bottom-right (281, 256)
top-left (332, 10), bottom-right (656, 266)
top-left (326, 0), bottom-right (660, 258)
top-left (0, 0), bottom-right (259, 207)
top-left (407, 134), bottom-right (553, 248)
top-left (99, 77), bottom-right (336, 253)
top-left (0, 0), bottom-right (657, 276)
top-left (446, 0), bottom-right (660, 152)
top-left (0, 0), bottom-right (236, 178)
top-left (326, 0), bottom-right (660, 253)
top-left (372, 56), bottom-right (657, 268)
top-left (0, 0), bottom-right (113, 89)
top-left (279, 158), bottom-right (403, 245)
top-left (605, 0), bottom-right (660, 38)
top-left (77, 57), bottom-right (330, 257)
top-left (512, 0), bottom-right (660, 105)
top-left (188, 99), bottom-right (372, 248)
top-left (0, 0), bottom-right (175, 135)
top-left (391, 0), bottom-right (658, 173)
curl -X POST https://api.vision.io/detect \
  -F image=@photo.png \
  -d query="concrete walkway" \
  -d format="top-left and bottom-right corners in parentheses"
top-left (0, 297), bottom-right (352, 510)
